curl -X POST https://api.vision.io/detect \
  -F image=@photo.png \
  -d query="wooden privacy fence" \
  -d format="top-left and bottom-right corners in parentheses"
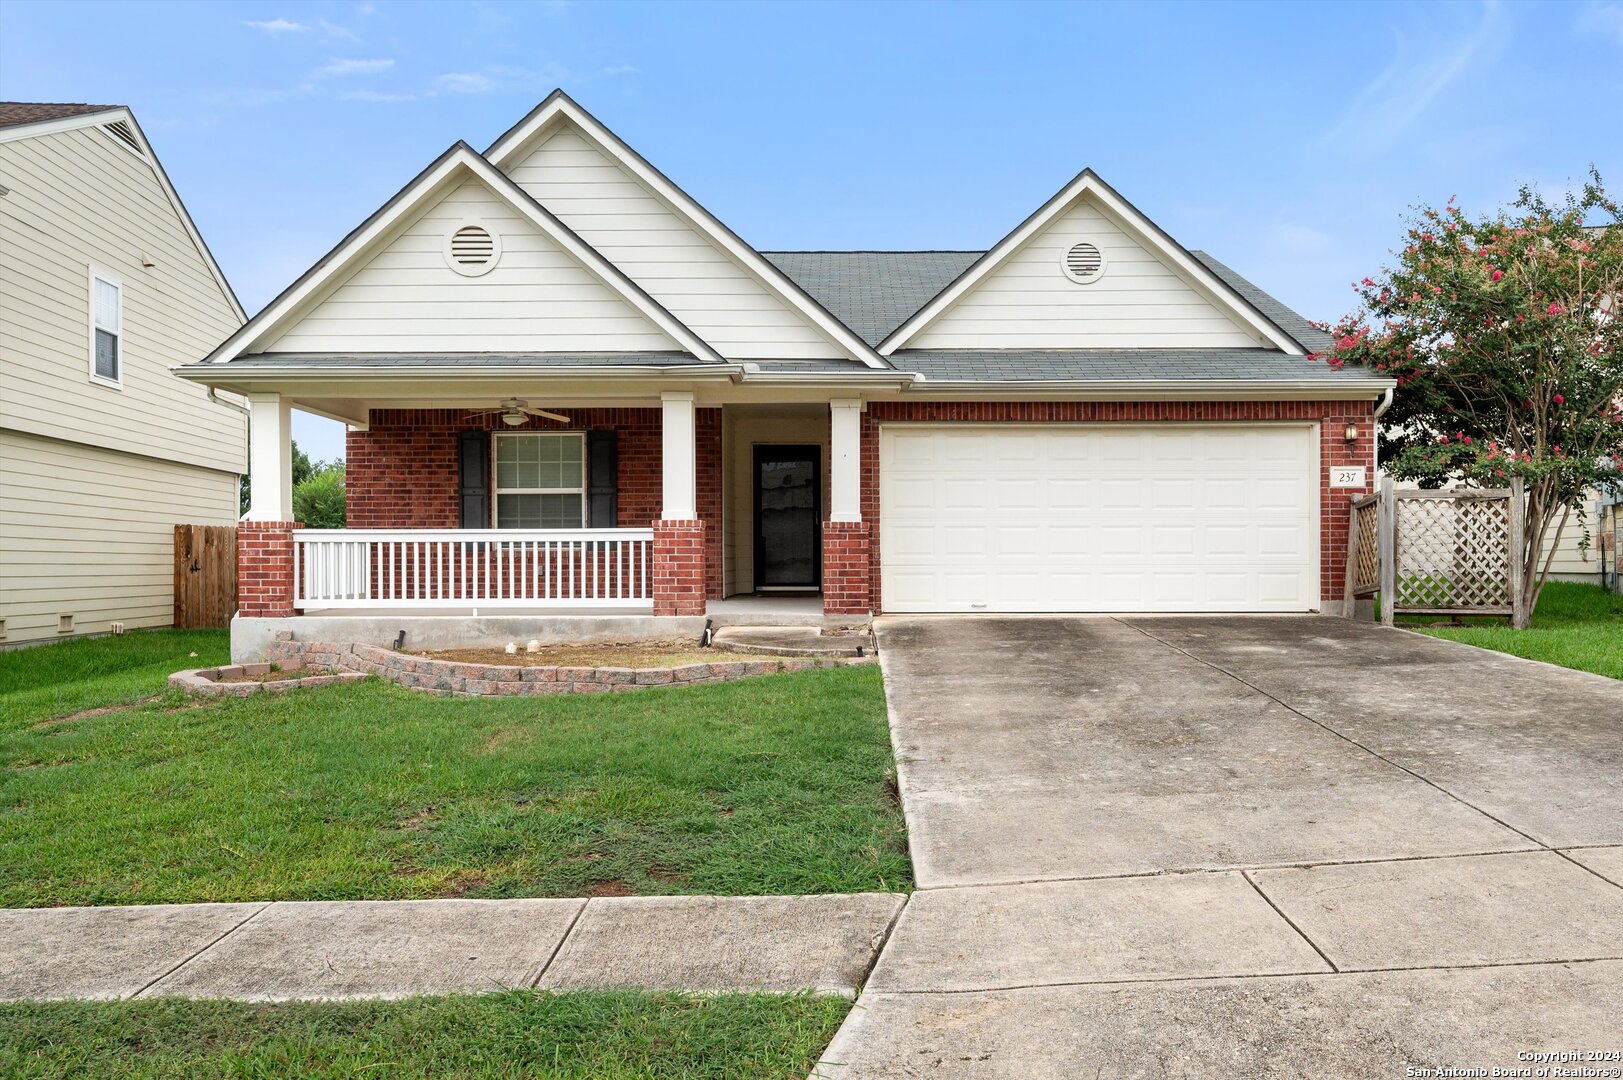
top-left (174, 524), bottom-right (237, 628)
top-left (1345, 476), bottom-right (1527, 626)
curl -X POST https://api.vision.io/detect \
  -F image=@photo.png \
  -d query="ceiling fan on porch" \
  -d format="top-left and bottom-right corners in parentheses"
top-left (464, 398), bottom-right (571, 426)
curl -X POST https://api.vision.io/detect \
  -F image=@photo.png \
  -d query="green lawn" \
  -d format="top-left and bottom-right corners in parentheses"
top-left (0, 991), bottom-right (849, 1079)
top-left (0, 633), bottom-right (909, 907)
top-left (1403, 580), bottom-right (1623, 680)
top-left (0, 629), bottom-right (230, 733)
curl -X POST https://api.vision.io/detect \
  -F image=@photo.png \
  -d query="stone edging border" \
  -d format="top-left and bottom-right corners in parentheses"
top-left (168, 638), bottom-right (872, 698)
top-left (169, 664), bottom-right (368, 697)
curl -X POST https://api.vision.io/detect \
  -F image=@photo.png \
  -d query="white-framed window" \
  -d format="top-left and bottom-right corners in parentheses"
top-left (493, 431), bottom-right (586, 528)
top-left (88, 267), bottom-right (122, 387)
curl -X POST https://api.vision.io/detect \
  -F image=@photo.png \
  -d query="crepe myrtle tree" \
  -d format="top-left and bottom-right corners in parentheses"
top-left (1316, 168), bottom-right (1623, 627)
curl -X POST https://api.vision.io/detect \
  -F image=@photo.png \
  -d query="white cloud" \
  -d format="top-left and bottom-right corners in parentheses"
top-left (244, 17), bottom-right (305, 34)
top-left (321, 57), bottom-right (395, 76)
top-left (432, 72), bottom-right (494, 95)
top-left (341, 88), bottom-right (418, 103)
top-left (1577, 1), bottom-right (1623, 44)
top-left (316, 19), bottom-right (359, 41)
top-left (1318, 0), bottom-right (1508, 157)
top-left (602, 64), bottom-right (637, 76)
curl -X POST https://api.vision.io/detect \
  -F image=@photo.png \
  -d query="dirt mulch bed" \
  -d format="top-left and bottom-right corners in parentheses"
top-left (412, 640), bottom-right (764, 669)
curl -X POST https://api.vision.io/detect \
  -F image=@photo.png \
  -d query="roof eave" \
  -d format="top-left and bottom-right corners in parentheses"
top-left (897, 377), bottom-right (1397, 401)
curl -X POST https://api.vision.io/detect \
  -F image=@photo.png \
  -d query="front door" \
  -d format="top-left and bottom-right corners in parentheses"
top-left (754, 445), bottom-right (821, 590)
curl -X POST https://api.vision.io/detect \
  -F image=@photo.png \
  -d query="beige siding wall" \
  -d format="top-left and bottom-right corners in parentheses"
top-left (0, 124), bottom-right (245, 473)
top-left (507, 127), bottom-right (846, 361)
top-left (265, 179), bottom-right (678, 354)
top-left (911, 195), bottom-right (1268, 350)
top-left (1542, 500), bottom-right (1603, 582)
top-left (723, 413), bottom-right (830, 595)
top-left (0, 431), bottom-right (238, 645)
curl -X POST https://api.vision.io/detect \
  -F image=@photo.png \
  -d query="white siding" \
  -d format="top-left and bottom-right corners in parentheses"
top-left (1542, 496), bottom-right (1603, 582)
top-left (0, 125), bottom-right (246, 473)
top-left (506, 127), bottom-right (845, 360)
top-left (265, 179), bottom-right (679, 354)
top-left (910, 195), bottom-right (1269, 350)
top-left (0, 431), bottom-right (238, 645)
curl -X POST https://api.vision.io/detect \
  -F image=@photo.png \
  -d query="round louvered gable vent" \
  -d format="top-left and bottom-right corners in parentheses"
top-left (1063, 241), bottom-right (1106, 284)
top-left (444, 222), bottom-right (501, 276)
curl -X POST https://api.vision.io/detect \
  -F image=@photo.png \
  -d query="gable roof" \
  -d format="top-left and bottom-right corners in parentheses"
top-left (0, 101), bottom-right (119, 128)
top-left (761, 251), bottom-right (983, 346)
top-left (0, 102), bottom-right (244, 322)
top-left (484, 90), bottom-right (892, 370)
top-left (765, 249), bottom-right (1330, 353)
top-left (877, 169), bottom-right (1307, 356)
top-left (203, 141), bottom-right (724, 365)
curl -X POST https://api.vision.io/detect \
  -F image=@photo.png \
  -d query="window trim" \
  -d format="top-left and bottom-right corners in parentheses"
top-left (87, 265), bottom-right (123, 389)
top-left (491, 430), bottom-right (588, 529)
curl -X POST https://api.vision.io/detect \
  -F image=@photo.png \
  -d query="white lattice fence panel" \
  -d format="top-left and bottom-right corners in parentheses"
top-left (1394, 496), bottom-right (1511, 610)
top-left (1352, 499), bottom-right (1381, 595)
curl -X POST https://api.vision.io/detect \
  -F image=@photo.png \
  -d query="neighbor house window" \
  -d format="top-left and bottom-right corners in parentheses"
top-left (493, 432), bottom-right (586, 528)
top-left (89, 269), bottom-right (122, 386)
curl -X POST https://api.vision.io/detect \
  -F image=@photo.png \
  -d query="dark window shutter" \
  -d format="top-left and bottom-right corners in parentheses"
top-left (587, 430), bottom-right (618, 528)
top-left (458, 431), bottom-right (490, 528)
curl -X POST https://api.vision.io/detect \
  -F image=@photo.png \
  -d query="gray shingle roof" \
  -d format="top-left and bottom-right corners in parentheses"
top-left (1189, 252), bottom-right (1333, 353)
top-left (0, 102), bottom-right (119, 129)
top-left (888, 348), bottom-right (1388, 383)
top-left (761, 251), bottom-right (982, 346)
top-left (210, 352), bottom-right (708, 369)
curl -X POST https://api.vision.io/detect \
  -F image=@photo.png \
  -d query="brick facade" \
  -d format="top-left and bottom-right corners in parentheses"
top-left (652, 520), bottom-right (707, 616)
top-left (237, 521), bottom-right (298, 618)
top-left (346, 408), bottom-right (724, 600)
top-left (246, 399), bottom-right (1376, 620)
top-left (821, 521), bottom-right (872, 616)
top-left (856, 400), bottom-right (1378, 613)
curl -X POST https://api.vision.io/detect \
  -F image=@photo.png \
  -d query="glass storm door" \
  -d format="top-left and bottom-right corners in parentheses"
top-left (754, 445), bottom-right (821, 589)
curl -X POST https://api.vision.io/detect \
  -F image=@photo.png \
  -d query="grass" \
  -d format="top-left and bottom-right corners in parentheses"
top-left (0, 629), bottom-right (229, 733)
top-left (0, 635), bottom-right (909, 908)
top-left (0, 991), bottom-right (850, 1079)
top-left (1403, 580), bottom-right (1623, 680)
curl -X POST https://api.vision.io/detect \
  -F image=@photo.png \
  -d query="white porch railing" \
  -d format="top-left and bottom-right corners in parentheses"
top-left (293, 529), bottom-right (655, 609)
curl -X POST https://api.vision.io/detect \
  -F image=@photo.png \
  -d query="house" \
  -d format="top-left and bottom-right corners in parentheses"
top-left (177, 91), bottom-right (1393, 660)
top-left (0, 103), bottom-right (246, 647)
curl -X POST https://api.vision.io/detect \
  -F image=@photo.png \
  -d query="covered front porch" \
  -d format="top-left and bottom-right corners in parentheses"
top-left (234, 383), bottom-right (873, 650)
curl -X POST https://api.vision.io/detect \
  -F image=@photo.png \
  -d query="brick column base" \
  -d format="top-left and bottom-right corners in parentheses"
top-left (822, 520), bottom-right (872, 616)
top-left (238, 521), bottom-right (298, 618)
top-left (652, 519), bottom-right (706, 617)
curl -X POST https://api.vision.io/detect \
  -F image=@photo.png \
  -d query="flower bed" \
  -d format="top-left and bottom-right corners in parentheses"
top-left (214, 638), bottom-right (872, 698)
top-left (169, 663), bottom-right (368, 698)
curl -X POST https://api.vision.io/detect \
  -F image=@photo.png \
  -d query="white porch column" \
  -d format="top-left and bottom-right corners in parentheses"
top-left (246, 392), bottom-right (293, 522)
top-left (829, 398), bottom-right (863, 523)
top-left (660, 390), bottom-right (696, 520)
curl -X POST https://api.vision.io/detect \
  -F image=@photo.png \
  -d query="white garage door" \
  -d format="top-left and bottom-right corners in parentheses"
top-left (879, 424), bottom-right (1318, 613)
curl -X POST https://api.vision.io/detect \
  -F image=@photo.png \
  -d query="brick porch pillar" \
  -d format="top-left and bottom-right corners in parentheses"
top-left (237, 521), bottom-right (298, 618)
top-left (652, 520), bottom-right (706, 616)
top-left (822, 521), bottom-right (872, 616)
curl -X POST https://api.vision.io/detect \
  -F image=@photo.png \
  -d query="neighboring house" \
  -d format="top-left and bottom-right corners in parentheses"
top-left (0, 103), bottom-right (246, 647)
top-left (1542, 495), bottom-right (1606, 584)
top-left (179, 91), bottom-right (1392, 658)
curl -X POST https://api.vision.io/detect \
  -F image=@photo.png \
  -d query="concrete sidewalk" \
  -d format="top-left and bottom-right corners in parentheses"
top-left (0, 892), bottom-right (904, 1002)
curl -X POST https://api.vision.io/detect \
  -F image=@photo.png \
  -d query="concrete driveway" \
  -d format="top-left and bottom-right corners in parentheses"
top-left (819, 616), bottom-right (1623, 1077)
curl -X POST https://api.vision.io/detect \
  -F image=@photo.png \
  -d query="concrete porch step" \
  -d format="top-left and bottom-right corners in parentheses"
top-left (711, 625), bottom-right (875, 657)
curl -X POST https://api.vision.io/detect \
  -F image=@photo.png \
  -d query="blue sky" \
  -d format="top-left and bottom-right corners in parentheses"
top-left (4, 0), bottom-right (1620, 461)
